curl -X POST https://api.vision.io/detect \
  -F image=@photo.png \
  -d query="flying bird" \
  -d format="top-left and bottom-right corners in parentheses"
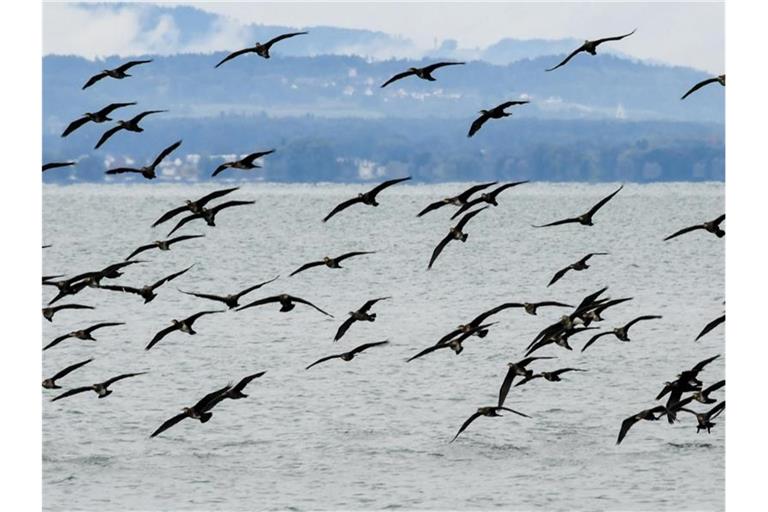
top-left (451, 406), bottom-right (530, 443)
top-left (514, 368), bottom-right (587, 387)
top-left (306, 340), bottom-right (389, 370)
top-left (416, 181), bottom-right (498, 217)
top-left (334, 297), bottom-right (390, 341)
top-left (150, 385), bottom-right (232, 438)
top-left (215, 31), bottom-right (309, 67)
top-left (323, 177), bottom-right (411, 222)
top-left (657, 354), bottom-right (720, 422)
top-left (94, 110), bottom-right (167, 149)
top-left (42, 161), bottom-right (75, 172)
top-left (42, 303), bottom-right (94, 322)
top-left (407, 323), bottom-right (496, 362)
top-left (428, 207), bottom-right (488, 269)
top-left (676, 401), bottom-right (726, 434)
top-left (581, 315), bottom-right (662, 352)
top-left (497, 356), bottom-right (556, 407)
top-left (545, 29), bottom-right (636, 71)
top-left (42, 358), bottom-right (93, 389)
top-left (82, 59), bottom-right (152, 89)
top-left (44, 322), bottom-right (124, 351)
top-left (211, 149), bottom-right (275, 177)
top-left (381, 62), bottom-right (465, 88)
top-left (449, 181), bottom-right (530, 219)
top-left (616, 405), bottom-right (668, 445)
top-left (98, 265), bottom-right (193, 303)
top-left (166, 200), bottom-right (255, 236)
top-left (61, 102), bottom-right (137, 137)
top-left (290, 251), bottom-right (375, 277)
top-left (468, 100), bottom-right (529, 137)
top-left (533, 185), bottom-right (623, 227)
top-left (663, 214), bottom-right (725, 241)
top-left (237, 294), bottom-right (333, 317)
top-left (125, 234), bottom-right (204, 261)
top-left (51, 372), bottom-right (146, 402)
top-left (105, 140), bottom-right (182, 180)
top-left (179, 276), bottom-right (279, 309)
top-left (146, 311), bottom-right (223, 351)
top-left (695, 314), bottom-right (725, 341)
top-left (673, 380), bottom-right (725, 408)
top-left (548, 252), bottom-right (609, 287)
top-left (220, 372), bottom-right (267, 399)
top-left (681, 74), bottom-right (725, 100)
top-left (151, 187), bottom-right (240, 227)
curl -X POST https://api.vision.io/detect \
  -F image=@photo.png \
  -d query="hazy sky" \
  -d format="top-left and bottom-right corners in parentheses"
top-left (43, 1), bottom-right (724, 72)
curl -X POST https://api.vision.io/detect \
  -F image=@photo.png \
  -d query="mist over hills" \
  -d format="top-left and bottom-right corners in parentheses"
top-left (43, 9), bottom-right (724, 184)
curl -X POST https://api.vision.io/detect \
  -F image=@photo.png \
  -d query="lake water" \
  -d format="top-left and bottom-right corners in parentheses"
top-left (42, 182), bottom-right (725, 511)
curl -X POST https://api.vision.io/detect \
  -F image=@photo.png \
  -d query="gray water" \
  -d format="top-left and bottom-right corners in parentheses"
top-left (42, 182), bottom-right (725, 511)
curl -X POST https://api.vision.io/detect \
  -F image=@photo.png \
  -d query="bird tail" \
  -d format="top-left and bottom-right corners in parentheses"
top-left (460, 233), bottom-right (468, 242)
top-left (200, 412), bottom-right (213, 423)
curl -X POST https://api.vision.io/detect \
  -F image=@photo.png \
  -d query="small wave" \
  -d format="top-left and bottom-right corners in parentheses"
top-left (667, 442), bottom-right (714, 449)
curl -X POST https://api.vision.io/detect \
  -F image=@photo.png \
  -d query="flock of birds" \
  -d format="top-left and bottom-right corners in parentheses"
top-left (43, 29), bottom-right (725, 445)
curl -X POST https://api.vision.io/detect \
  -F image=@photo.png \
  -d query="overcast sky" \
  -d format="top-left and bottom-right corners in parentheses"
top-left (43, 1), bottom-right (724, 73)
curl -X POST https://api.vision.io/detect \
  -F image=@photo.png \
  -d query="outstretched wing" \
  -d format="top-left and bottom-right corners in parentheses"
top-left (451, 411), bottom-right (484, 442)
top-left (197, 187), bottom-right (241, 207)
top-left (323, 196), bottom-right (363, 222)
top-left (334, 316), bottom-right (357, 342)
top-left (291, 296), bottom-right (333, 317)
top-left (336, 251), bottom-right (375, 264)
top-left (209, 200), bottom-right (255, 217)
top-left (234, 277), bottom-right (280, 298)
top-left (230, 371), bottom-right (266, 394)
top-left (586, 184), bottom-right (624, 218)
top-left (681, 77), bottom-right (721, 100)
top-left (498, 406), bottom-right (531, 418)
top-left (215, 47), bottom-right (253, 68)
top-left (532, 216), bottom-right (580, 228)
top-left (497, 367), bottom-right (517, 408)
top-left (457, 181), bottom-right (499, 202)
top-left (236, 296), bottom-right (282, 312)
top-left (150, 412), bottom-right (187, 438)
top-left (146, 324), bottom-right (180, 351)
top-left (369, 176), bottom-right (411, 197)
top-left (98, 284), bottom-right (144, 296)
top-left (61, 116), bottom-right (91, 137)
top-left (116, 59), bottom-right (153, 73)
top-left (241, 149), bottom-right (276, 166)
top-left (151, 265), bottom-right (194, 290)
top-left (580, 331), bottom-right (612, 352)
top-left (263, 31), bottom-right (308, 50)
top-left (130, 110), bottom-right (167, 124)
top-left (211, 162), bottom-right (233, 177)
top-left (51, 387), bottom-right (93, 402)
top-left (82, 71), bottom-right (108, 90)
top-left (594, 29), bottom-right (637, 45)
top-left (417, 199), bottom-right (450, 217)
top-left (42, 162), bottom-right (76, 172)
top-left (179, 290), bottom-right (228, 305)
top-left (97, 102), bottom-right (137, 116)
top-left (427, 233), bottom-right (453, 270)
top-left (624, 315), bottom-right (662, 331)
top-left (406, 343), bottom-right (446, 362)
top-left (380, 69), bottom-right (417, 88)
top-left (455, 206), bottom-right (488, 231)
top-left (305, 354), bottom-right (342, 370)
top-left (151, 140), bottom-right (182, 168)
top-left (50, 358), bottom-right (93, 381)
top-left (360, 296), bottom-right (390, 312)
top-left (663, 223), bottom-right (705, 241)
top-left (94, 124), bottom-right (123, 149)
top-left (351, 340), bottom-right (389, 355)
top-left (695, 314), bottom-right (725, 341)
top-left (545, 45), bottom-right (587, 72)
top-left (125, 243), bottom-right (156, 261)
top-left (547, 266), bottom-right (571, 287)
top-left (105, 167), bottom-right (142, 175)
top-left (467, 112), bottom-right (490, 137)
top-left (616, 414), bottom-right (641, 445)
top-left (166, 213), bottom-right (203, 237)
top-left (423, 61), bottom-right (465, 73)
top-left (167, 234), bottom-right (205, 246)
top-left (691, 354), bottom-right (721, 374)
top-left (152, 205), bottom-right (191, 227)
top-left (102, 372), bottom-right (146, 387)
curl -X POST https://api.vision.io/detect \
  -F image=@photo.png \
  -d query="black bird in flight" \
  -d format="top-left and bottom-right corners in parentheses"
top-left (381, 62), bottom-right (465, 88)
top-left (450, 181), bottom-right (530, 219)
top-left (673, 380), bottom-right (725, 408)
top-left (514, 368), bottom-right (587, 388)
top-left (545, 29), bottom-right (636, 71)
top-left (94, 110), bottom-right (167, 149)
top-left (616, 405), bottom-right (668, 445)
top-left (220, 372), bottom-right (267, 400)
top-left (290, 251), bottom-right (375, 277)
top-left (105, 140), bottom-right (182, 180)
top-left (407, 322), bottom-right (496, 362)
top-left (215, 31), bottom-right (309, 67)
top-left (61, 102), bottom-right (137, 137)
top-left (146, 311), bottom-right (223, 351)
top-left (151, 187), bottom-right (240, 227)
top-left (211, 149), bottom-right (276, 177)
top-left (656, 354), bottom-right (720, 422)
top-left (451, 406), bottom-right (530, 443)
top-left (150, 385), bottom-right (232, 438)
top-left (695, 314), bottom-right (725, 341)
top-left (578, 297), bottom-right (633, 326)
top-left (681, 74), bottom-right (725, 100)
top-left (548, 252), bottom-right (609, 287)
top-left (416, 181), bottom-right (497, 217)
top-left (468, 100), bottom-right (529, 137)
top-left (237, 294), bottom-right (333, 317)
top-left (179, 276), bottom-right (279, 309)
top-left (44, 261), bottom-right (143, 304)
top-left (306, 340), bottom-right (389, 370)
top-left (82, 59), bottom-right (153, 89)
top-left (581, 315), bottom-right (662, 352)
top-left (42, 303), bottom-right (94, 322)
top-left (525, 324), bottom-right (597, 357)
top-left (663, 214), bottom-right (725, 241)
top-left (676, 401), bottom-right (726, 434)
top-left (44, 322), bottom-right (124, 351)
top-left (98, 265), bottom-right (194, 303)
top-left (51, 372), bottom-right (146, 402)
top-left (497, 356), bottom-right (555, 407)
top-left (428, 207), bottom-right (488, 270)
top-left (42, 358), bottom-right (93, 389)
top-left (334, 297), bottom-right (390, 341)
top-left (42, 161), bottom-right (75, 172)
top-left (125, 234), bottom-right (204, 261)
top-left (166, 201), bottom-right (255, 236)
top-left (533, 184), bottom-right (623, 227)
top-left (323, 177), bottom-right (411, 222)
